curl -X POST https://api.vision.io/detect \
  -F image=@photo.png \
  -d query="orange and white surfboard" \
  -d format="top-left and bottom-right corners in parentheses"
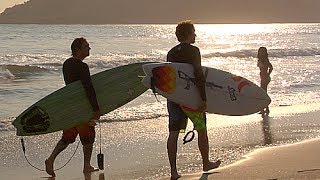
top-left (142, 62), bottom-right (270, 116)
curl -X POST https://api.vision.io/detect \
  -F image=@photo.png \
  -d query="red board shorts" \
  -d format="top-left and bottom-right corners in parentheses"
top-left (62, 122), bottom-right (95, 145)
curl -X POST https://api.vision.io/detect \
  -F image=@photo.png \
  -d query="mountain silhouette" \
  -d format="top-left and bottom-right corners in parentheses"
top-left (0, 0), bottom-right (320, 24)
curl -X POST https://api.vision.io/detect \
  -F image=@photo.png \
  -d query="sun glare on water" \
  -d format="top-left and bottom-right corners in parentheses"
top-left (194, 24), bottom-right (281, 57)
top-left (196, 24), bottom-right (274, 36)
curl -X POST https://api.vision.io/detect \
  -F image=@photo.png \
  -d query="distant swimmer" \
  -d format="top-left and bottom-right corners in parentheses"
top-left (257, 47), bottom-right (273, 116)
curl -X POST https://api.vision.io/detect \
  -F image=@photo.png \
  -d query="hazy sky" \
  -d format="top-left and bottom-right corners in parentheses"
top-left (0, 0), bottom-right (26, 13)
top-left (1, 0), bottom-right (320, 24)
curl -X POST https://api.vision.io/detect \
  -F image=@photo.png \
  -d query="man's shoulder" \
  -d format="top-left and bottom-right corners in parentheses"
top-left (169, 43), bottom-right (199, 52)
top-left (168, 44), bottom-right (180, 52)
top-left (188, 44), bottom-right (200, 51)
top-left (180, 43), bottom-right (199, 52)
top-left (64, 57), bottom-right (75, 65)
top-left (63, 57), bottom-right (86, 66)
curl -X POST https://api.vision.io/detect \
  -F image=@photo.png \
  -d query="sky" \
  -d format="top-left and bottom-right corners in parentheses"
top-left (0, 0), bottom-right (319, 24)
top-left (0, 0), bottom-right (26, 13)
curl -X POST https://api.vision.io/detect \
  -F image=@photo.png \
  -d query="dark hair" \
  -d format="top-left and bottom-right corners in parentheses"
top-left (257, 46), bottom-right (268, 59)
top-left (71, 37), bottom-right (87, 56)
top-left (175, 20), bottom-right (194, 42)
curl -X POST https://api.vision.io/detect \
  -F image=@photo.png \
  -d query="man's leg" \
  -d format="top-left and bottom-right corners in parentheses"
top-left (260, 80), bottom-right (269, 115)
top-left (197, 130), bottom-right (221, 171)
top-left (45, 139), bottom-right (69, 177)
top-left (167, 131), bottom-right (181, 179)
top-left (79, 123), bottom-right (98, 173)
top-left (83, 143), bottom-right (98, 173)
top-left (167, 101), bottom-right (187, 179)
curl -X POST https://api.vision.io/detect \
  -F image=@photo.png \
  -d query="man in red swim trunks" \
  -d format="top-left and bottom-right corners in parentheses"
top-left (45, 37), bottom-right (102, 177)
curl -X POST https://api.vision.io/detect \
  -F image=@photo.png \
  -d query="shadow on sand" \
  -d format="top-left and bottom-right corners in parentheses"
top-left (84, 172), bottom-right (105, 180)
top-left (200, 171), bottom-right (220, 180)
top-left (43, 172), bottom-right (105, 180)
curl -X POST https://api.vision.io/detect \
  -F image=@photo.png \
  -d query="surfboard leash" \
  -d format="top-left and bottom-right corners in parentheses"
top-left (182, 130), bottom-right (195, 144)
top-left (150, 76), bottom-right (162, 103)
top-left (182, 112), bottom-right (205, 144)
top-left (20, 137), bottom-right (80, 172)
top-left (99, 120), bottom-right (102, 154)
top-left (97, 119), bottom-right (104, 170)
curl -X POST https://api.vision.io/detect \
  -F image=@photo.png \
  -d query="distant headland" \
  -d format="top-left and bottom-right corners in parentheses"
top-left (0, 0), bottom-right (320, 24)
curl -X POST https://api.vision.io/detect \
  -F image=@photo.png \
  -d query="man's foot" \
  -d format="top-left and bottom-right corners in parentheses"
top-left (170, 174), bottom-right (181, 180)
top-left (83, 166), bottom-right (99, 173)
top-left (203, 160), bottom-right (221, 171)
top-left (45, 159), bottom-right (56, 177)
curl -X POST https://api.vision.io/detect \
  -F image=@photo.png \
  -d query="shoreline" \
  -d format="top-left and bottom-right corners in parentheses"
top-left (179, 137), bottom-right (320, 179)
top-left (162, 103), bottom-right (320, 180)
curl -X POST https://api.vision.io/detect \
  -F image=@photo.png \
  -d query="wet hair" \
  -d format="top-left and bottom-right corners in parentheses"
top-left (257, 47), bottom-right (268, 59)
top-left (71, 37), bottom-right (87, 56)
top-left (175, 20), bottom-right (195, 42)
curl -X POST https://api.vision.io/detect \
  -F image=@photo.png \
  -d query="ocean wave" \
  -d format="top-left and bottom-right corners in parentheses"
top-left (86, 56), bottom-right (163, 69)
top-left (1, 53), bottom-right (163, 70)
top-left (202, 48), bottom-right (320, 59)
top-left (0, 57), bottom-right (161, 80)
top-left (0, 68), bottom-right (15, 80)
top-left (0, 54), bottom-right (66, 66)
top-left (289, 83), bottom-right (320, 89)
top-left (0, 65), bottom-right (51, 79)
top-left (0, 118), bottom-right (16, 132)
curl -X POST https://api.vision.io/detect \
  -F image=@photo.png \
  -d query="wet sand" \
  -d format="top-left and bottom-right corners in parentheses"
top-left (1, 104), bottom-right (320, 180)
top-left (159, 104), bottom-right (320, 179)
top-left (177, 138), bottom-right (320, 179)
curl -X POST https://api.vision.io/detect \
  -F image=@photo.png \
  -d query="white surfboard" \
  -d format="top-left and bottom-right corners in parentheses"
top-left (142, 62), bottom-right (271, 116)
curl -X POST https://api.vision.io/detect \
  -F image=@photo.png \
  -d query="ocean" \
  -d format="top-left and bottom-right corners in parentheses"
top-left (1, 24), bottom-right (320, 179)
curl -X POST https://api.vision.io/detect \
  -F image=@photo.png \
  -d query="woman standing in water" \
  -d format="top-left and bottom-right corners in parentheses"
top-left (257, 47), bottom-right (273, 115)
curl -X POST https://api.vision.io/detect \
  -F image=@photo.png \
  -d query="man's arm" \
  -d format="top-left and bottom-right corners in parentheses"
top-left (79, 64), bottom-right (101, 119)
top-left (193, 61), bottom-right (206, 101)
top-left (193, 61), bottom-right (207, 112)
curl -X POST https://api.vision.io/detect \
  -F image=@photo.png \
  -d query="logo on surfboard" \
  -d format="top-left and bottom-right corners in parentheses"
top-left (20, 106), bottom-right (50, 134)
top-left (151, 66), bottom-right (251, 102)
top-left (231, 76), bottom-right (251, 92)
top-left (152, 66), bottom-right (176, 94)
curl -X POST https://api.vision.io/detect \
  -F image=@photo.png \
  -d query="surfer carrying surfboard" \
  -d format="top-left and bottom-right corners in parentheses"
top-left (257, 47), bottom-right (273, 116)
top-left (166, 20), bottom-right (221, 180)
top-left (45, 37), bottom-right (102, 177)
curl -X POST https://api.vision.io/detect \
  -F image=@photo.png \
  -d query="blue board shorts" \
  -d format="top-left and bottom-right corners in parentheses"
top-left (167, 100), bottom-right (207, 132)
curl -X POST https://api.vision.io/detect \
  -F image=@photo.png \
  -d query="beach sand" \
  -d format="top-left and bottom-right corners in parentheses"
top-left (159, 104), bottom-right (320, 180)
top-left (1, 104), bottom-right (320, 180)
top-left (172, 138), bottom-right (320, 180)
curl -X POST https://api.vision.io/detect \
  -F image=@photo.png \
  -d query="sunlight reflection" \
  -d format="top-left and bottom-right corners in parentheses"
top-left (196, 24), bottom-right (275, 35)
top-left (193, 24), bottom-right (282, 54)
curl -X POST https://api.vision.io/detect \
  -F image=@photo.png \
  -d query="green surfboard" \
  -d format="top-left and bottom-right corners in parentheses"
top-left (12, 62), bottom-right (149, 136)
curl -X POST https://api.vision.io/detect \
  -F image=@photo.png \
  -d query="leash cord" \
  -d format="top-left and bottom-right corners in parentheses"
top-left (99, 120), bottom-right (102, 153)
top-left (21, 137), bottom-right (80, 171)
